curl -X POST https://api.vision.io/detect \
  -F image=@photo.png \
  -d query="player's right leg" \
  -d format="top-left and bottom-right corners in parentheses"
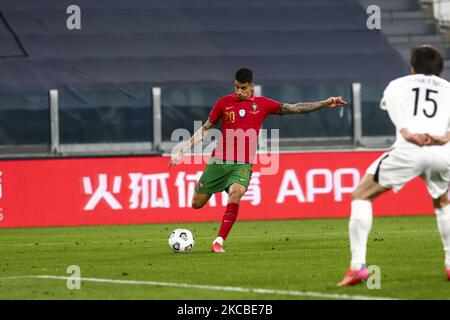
top-left (423, 156), bottom-right (450, 280)
top-left (210, 164), bottom-right (251, 253)
top-left (433, 191), bottom-right (450, 280)
top-left (211, 183), bottom-right (247, 253)
top-left (338, 174), bottom-right (389, 286)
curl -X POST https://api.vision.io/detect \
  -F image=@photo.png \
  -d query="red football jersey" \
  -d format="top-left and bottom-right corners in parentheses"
top-left (207, 93), bottom-right (282, 163)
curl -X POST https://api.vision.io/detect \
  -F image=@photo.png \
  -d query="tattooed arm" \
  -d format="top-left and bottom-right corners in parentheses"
top-left (279, 96), bottom-right (347, 115)
top-left (168, 120), bottom-right (215, 168)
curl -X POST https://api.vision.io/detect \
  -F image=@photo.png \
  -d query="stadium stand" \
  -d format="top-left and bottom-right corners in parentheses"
top-left (0, 0), bottom-right (408, 90)
top-left (0, 0), bottom-right (408, 151)
top-left (359, 0), bottom-right (450, 80)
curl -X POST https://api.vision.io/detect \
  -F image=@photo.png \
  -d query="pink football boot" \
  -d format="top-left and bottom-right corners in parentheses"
top-left (337, 267), bottom-right (370, 286)
top-left (210, 242), bottom-right (225, 253)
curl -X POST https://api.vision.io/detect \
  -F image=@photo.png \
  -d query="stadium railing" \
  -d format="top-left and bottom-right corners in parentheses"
top-left (0, 82), bottom-right (394, 159)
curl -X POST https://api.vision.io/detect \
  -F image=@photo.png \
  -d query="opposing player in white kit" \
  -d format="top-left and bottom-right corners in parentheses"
top-left (338, 45), bottom-right (450, 286)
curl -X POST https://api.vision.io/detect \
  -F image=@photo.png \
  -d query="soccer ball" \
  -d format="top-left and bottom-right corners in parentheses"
top-left (168, 229), bottom-right (195, 253)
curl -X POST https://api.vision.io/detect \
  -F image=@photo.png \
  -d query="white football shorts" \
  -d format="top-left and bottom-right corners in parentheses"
top-left (366, 145), bottom-right (450, 199)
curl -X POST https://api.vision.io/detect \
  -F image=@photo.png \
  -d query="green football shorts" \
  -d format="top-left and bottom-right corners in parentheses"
top-left (195, 158), bottom-right (253, 194)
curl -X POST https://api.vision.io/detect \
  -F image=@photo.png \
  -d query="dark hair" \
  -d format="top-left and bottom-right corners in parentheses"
top-left (410, 45), bottom-right (444, 76)
top-left (235, 68), bottom-right (253, 83)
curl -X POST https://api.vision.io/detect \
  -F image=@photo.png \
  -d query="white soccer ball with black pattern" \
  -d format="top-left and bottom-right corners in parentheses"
top-left (168, 229), bottom-right (195, 253)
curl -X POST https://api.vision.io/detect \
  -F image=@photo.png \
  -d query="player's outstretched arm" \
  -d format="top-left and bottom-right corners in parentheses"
top-left (279, 96), bottom-right (347, 115)
top-left (168, 120), bottom-right (215, 168)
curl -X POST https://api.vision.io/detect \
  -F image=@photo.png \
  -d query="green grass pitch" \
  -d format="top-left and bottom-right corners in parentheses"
top-left (0, 215), bottom-right (449, 300)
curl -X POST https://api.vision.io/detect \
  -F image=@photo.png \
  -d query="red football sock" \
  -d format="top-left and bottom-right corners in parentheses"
top-left (218, 203), bottom-right (240, 241)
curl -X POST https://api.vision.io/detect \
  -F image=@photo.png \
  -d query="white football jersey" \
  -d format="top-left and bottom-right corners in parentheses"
top-left (380, 73), bottom-right (450, 162)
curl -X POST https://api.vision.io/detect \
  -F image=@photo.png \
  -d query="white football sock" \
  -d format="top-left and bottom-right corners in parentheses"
top-left (214, 236), bottom-right (224, 246)
top-left (349, 200), bottom-right (373, 271)
top-left (435, 204), bottom-right (450, 269)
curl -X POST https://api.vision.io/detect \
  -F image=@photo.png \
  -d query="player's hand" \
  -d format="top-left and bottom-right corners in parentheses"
top-left (168, 151), bottom-right (183, 168)
top-left (427, 133), bottom-right (450, 146)
top-left (400, 128), bottom-right (432, 146)
top-left (411, 133), bottom-right (432, 146)
top-left (325, 96), bottom-right (347, 108)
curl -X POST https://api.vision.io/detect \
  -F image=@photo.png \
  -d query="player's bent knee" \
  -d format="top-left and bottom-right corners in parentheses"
top-left (352, 189), bottom-right (367, 201)
top-left (228, 188), bottom-right (245, 201)
top-left (191, 192), bottom-right (211, 209)
top-left (433, 191), bottom-right (449, 208)
top-left (351, 176), bottom-right (388, 202)
top-left (351, 191), bottom-right (360, 201)
top-left (191, 201), bottom-right (204, 209)
top-left (192, 203), bottom-right (204, 209)
top-left (353, 190), bottom-right (382, 202)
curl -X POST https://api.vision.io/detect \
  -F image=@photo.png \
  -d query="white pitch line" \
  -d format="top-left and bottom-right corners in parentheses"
top-left (0, 275), bottom-right (396, 300)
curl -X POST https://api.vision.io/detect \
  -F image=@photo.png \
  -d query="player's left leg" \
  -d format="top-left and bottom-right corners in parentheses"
top-left (338, 174), bottom-right (389, 286)
top-left (211, 183), bottom-right (247, 253)
top-left (349, 173), bottom-right (390, 268)
top-left (191, 192), bottom-right (212, 209)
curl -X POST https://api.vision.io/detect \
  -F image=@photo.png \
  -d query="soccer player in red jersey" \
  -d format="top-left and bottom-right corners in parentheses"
top-left (169, 68), bottom-right (347, 252)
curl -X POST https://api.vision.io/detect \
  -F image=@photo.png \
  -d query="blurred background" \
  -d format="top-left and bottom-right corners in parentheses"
top-left (0, 0), bottom-right (449, 158)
